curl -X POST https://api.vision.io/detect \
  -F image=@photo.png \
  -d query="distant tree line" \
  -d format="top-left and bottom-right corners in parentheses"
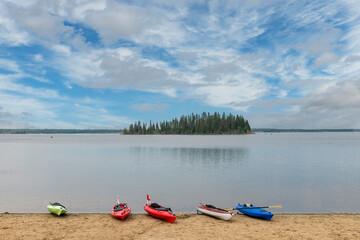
top-left (252, 128), bottom-right (360, 132)
top-left (0, 129), bottom-right (121, 134)
top-left (123, 112), bottom-right (251, 135)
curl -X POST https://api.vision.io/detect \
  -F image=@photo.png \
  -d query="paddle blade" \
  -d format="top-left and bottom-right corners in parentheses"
top-left (269, 205), bottom-right (282, 209)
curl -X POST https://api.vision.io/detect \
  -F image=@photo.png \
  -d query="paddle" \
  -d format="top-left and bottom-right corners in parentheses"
top-left (224, 205), bottom-right (282, 211)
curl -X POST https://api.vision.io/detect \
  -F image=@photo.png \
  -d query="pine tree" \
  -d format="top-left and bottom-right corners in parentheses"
top-left (126, 112), bottom-right (251, 135)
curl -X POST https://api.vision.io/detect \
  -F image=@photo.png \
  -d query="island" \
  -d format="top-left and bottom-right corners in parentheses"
top-left (123, 112), bottom-right (251, 135)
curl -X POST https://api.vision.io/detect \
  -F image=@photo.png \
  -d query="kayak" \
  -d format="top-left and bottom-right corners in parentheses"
top-left (197, 203), bottom-right (234, 221)
top-left (144, 203), bottom-right (176, 223)
top-left (111, 203), bottom-right (131, 221)
top-left (144, 194), bottom-right (176, 223)
top-left (47, 202), bottom-right (67, 216)
top-left (235, 203), bottom-right (273, 221)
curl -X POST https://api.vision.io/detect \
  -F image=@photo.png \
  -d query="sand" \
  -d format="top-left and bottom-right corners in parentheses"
top-left (0, 213), bottom-right (359, 240)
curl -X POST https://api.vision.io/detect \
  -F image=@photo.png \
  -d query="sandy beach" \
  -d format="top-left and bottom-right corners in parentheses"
top-left (0, 213), bottom-right (359, 239)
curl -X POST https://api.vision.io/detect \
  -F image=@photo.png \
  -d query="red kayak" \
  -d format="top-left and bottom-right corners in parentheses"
top-left (144, 194), bottom-right (176, 223)
top-left (111, 203), bottom-right (131, 221)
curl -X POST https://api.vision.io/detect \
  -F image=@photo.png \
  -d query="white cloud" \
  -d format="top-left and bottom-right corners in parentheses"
top-left (131, 103), bottom-right (169, 112)
top-left (84, 4), bottom-right (152, 44)
top-left (0, 91), bottom-right (57, 128)
top-left (51, 44), bottom-right (72, 56)
top-left (33, 54), bottom-right (43, 62)
top-left (0, 58), bottom-right (20, 72)
top-left (4, 2), bottom-right (73, 43)
top-left (0, 2), bottom-right (30, 46)
top-left (0, 74), bottom-right (58, 98)
top-left (304, 80), bottom-right (360, 112)
top-left (53, 47), bottom-right (182, 97)
top-left (194, 76), bottom-right (267, 111)
top-left (248, 78), bottom-right (360, 129)
top-left (314, 53), bottom-right (340, 67)
top-left (72, 0), bottom-right (107, 19)
top-left (65, 102), bottom-right (132, 128)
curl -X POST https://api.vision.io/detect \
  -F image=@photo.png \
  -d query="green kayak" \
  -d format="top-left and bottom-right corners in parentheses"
top-left (47, 202), bottom-right (67, 216)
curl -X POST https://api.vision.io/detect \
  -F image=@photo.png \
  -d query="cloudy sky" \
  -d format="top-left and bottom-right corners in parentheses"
top-left (1, 0), bottom-right (360, 129)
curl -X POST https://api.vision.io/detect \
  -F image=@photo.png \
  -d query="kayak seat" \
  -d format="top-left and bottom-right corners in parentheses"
top-left (206, 204), bottom-right (216, 209)
top-left (155, 207), bottom-right (172, 212)
top-left (150, 203), bottom-right (172, 212)
top-left (150, 203), bottom-right (162, 208)
top-left (50, 202), bottom-right (66, 208)
top-left (205, 204), bottom-right (227, 212)
top-left (113, 203), bottom-right (128, 212)
top-left (243, 203), bottom-right (253, 207)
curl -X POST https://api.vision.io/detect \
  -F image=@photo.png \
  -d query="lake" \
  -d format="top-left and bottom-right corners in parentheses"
top-left (0, 133), bottom-right (359, 213)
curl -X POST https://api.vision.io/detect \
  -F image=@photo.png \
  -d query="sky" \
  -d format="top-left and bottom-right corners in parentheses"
top-left (1, 0), bottom-right (360, 129)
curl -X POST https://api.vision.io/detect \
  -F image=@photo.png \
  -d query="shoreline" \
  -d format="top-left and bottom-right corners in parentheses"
top-left (1, 213), bottom-right (359, 239)
top-left (2, 212), bottom-right (360, 215)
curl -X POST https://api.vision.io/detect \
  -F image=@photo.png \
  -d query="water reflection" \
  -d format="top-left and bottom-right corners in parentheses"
top-left (129, 147), bottom-right (248, 167)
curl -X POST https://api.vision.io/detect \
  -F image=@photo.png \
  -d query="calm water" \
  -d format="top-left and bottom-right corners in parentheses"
top-left (0, 133), bottom-right (359, 213)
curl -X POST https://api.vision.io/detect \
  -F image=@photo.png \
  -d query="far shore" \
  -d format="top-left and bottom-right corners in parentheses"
top-left (1, 128), bottom-right (360, 134)
top-left (1, 213), bottom-right (359, 239)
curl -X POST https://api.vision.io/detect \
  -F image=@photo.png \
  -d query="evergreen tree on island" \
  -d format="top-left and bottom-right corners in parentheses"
top-left (123, 112), bottom-right (251, 135)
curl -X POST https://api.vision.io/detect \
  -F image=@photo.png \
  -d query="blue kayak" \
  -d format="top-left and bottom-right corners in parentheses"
top-left (235, 203), bottom-right (273, 221)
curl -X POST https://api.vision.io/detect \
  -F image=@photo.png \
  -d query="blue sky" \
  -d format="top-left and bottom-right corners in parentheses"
top-left (1, 0), bottom-right (360, 129)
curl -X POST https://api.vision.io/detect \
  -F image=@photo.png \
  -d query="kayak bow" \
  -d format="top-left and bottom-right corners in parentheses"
top-left (111, 203), bottom-right (131, 221)
top-left (47, 202), bottom-right (67, 216)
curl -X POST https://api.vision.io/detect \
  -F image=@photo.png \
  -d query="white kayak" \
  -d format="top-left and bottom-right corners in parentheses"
top-left (197, 203), bottom-right (234, 221)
